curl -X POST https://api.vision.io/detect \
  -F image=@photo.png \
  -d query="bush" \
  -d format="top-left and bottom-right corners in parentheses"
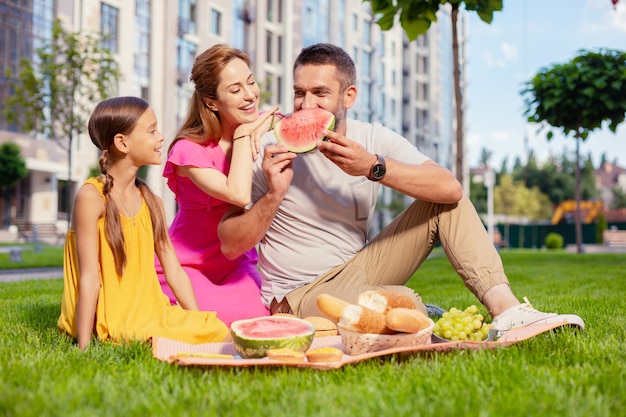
top-left (545, 232), bottom-right (564, 249)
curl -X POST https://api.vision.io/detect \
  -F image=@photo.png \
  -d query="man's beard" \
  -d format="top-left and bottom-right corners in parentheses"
top-left (332, 98), bottom-right (346, 131)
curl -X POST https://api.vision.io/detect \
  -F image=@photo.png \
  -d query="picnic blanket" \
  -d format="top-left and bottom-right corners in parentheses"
top-left (152, 322), bottom-right (572, 370)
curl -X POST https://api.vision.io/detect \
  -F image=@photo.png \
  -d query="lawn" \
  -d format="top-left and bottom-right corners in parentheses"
top-left (0, 244), bottom-right (64, 270)
top-left (0, 251), bottom-right (624, 417)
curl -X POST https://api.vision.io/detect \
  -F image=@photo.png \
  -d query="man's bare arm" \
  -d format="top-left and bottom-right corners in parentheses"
top-left (218, 143), bottom-right (296, 259)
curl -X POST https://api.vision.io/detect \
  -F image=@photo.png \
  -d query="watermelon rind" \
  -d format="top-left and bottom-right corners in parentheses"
top-left (274, 108), bottom-right (335, 153)
top-left (230, 316), bottom-right (316, 359)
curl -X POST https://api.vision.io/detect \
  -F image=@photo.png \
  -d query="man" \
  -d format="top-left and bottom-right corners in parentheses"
top-left (218, 43), bottom-right (583, 333)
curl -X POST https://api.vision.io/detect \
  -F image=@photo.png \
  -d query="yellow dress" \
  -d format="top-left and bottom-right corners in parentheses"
top-left (57, 177), bottom-right (228, 345)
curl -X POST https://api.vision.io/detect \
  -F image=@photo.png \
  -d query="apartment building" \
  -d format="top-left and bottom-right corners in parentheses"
top-left (0, 0), bottom-right (464, 230)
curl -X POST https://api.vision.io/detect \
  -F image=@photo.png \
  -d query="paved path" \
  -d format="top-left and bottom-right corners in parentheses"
top-left (0, 267), bottom-right (63, 282)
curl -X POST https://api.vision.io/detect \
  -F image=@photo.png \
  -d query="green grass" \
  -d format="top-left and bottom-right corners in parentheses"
top-left (1, 251), bottom-right (624, 417)
top-left (0, 244), bottom-right (63, 269)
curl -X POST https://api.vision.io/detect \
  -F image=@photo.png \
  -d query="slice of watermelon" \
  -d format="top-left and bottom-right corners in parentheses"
top-left (230, 316), bottom-right (316, 359)
top-left (273, 108), bottom-right (335, 153)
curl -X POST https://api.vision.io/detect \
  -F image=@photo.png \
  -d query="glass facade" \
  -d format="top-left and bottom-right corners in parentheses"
top-left (0, 0), bottom-right (462, 227)
top-left (303, 0), bottom-right (328, 46)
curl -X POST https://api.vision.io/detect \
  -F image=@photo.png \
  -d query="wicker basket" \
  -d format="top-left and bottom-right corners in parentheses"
top-left (338, 318), bottom-right (434, 355)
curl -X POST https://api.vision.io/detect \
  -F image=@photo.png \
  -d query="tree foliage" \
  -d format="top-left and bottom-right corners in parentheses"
top-left (366, 0), bottom-right (502, 41)
top-left (363, 0), bottom-right (503, 186)
top-left (522, 48), bottom-right (626, 141)
top-left (512, 151), bottom-right (598, 206)
top-left (471, 149), bottom-right (600, 219)
top-left (494, 175), bottom-right (552, 221)
top-left (0, 142), bottom-right (28, 191)
top-left (0, 142), bottom-right (28, 225)
top-left (612, 187), bottom-right (626, 210)
top-left (3, 18), bottom-right (121, 216)
top-left (521, 48), bottom-right (626, 253)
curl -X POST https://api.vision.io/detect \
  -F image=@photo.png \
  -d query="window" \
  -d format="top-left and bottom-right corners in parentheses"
top-left (267, 0), bottom-right (283, 23)
top-left (232, 0), bottom-right (247, 49)
top-left (277, 75), bottom-right (283, 106)
top-left (178, 0), bottom-right (197, 35)
top-left (177, 38), bottom-right (196, 82)
top-left (277, 0), bottom-right (283, 22)
top-left (135, 0), bottom-right (151, 83)
top-left (101, 3), bottom-right (119, 53)
top-left (266, 31), bottom-right (272, 63)
top-left (267, 0), bottom-right (274, 22)
top-left (362, 51), bottom-right (371, 78)
top-left (210, 8), bottom-right (222, 36)
top-left (277, 35), bottom-right (283, 63)
top-left (363, 18), bottom-right (370, 45)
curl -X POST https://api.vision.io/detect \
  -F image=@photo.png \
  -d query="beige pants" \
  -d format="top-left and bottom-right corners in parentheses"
top-left (285, 195), bottom-right (510, 317)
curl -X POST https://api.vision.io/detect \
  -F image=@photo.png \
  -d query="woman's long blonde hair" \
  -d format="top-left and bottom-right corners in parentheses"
top-left (168, 44), bottom-right (251, 154)
top-left (87, 96), bottom-right (169, 276)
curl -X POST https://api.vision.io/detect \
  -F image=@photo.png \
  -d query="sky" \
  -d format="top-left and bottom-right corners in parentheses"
top-left (466, 0), bottom-right (626, 170)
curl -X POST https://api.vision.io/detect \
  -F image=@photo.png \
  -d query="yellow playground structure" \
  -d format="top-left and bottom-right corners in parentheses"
top-left (551, 200), bottom-right (604, 225)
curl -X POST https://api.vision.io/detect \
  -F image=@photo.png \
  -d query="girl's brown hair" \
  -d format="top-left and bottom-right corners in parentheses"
top-left (88, 96), bottom-right (169, 276)
top-left (168, 44), bottom-right (251, 154)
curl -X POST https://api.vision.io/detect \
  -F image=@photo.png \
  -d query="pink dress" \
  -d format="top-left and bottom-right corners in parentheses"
top-left (155, 139), bottom-right (269, 326)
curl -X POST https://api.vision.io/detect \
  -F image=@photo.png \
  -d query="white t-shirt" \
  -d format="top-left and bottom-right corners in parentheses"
top-left (249, 118), bottom-right (430, 306)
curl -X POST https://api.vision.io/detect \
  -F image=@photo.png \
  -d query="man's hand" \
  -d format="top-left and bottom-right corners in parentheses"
top-left (317, 129), bottom-right (375, 177)
top-left (262, 143), bottom-right (297, 198)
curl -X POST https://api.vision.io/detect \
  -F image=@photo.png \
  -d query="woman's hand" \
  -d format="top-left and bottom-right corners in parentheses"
top-left (233, 106), bottom-right (282, 161)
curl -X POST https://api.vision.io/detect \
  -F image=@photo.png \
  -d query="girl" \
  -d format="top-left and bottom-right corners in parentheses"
top-left (155, 44), bottom-right (279, 325)
top-left (58, 96), bottom-right (228, 350)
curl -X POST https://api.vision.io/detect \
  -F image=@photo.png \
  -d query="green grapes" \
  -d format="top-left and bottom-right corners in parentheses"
top-left (433, 305), bottom-right (492, 341)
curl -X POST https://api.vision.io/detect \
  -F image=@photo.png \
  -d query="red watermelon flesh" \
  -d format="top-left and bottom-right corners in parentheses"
top-left (273, 108), bottom-right (335, 153)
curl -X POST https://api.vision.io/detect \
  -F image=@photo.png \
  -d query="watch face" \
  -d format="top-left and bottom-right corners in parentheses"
top-left (372, 164), bottom-right (386, 178)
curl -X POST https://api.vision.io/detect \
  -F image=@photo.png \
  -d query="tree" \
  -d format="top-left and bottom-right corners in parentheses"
top-left (364, 0), bottom-right (503, 187)
top-left (478, 147), bottom-right (493, 167)
top-left (612, 187), bottom-right (626, 210)
top-left (0, 142), bottom-right (28, 225)
top-left (469, 175), bottom-right (487, 213)
top-left (494, 175), bottom-right (552, 221)
top-left (513, 151), bottom-right (598, 207)
top-left (4, 19), bottom-right (120, 219)
top-left (522, 48), bottom-right (626, 253)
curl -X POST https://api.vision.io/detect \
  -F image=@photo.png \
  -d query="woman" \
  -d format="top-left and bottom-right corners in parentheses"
top-left (156, 44), bottom-right (278, 325)
top-left (58, 96), bottom-right (228, 350)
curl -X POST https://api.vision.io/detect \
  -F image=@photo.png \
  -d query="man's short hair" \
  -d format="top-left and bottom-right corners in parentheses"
top-left (293, 43), bottom-right (357, 91)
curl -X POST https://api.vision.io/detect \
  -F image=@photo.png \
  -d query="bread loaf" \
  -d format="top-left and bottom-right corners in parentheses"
top-left (316, 293), bottom-right (350, 322)
top-left (357, 289), bottom-right (417, 313)
top-left (304, 316), bottom-right (338, 337)
top-left (385, 308), bottom-right (431, 333)
top-left (339, 304), bottom-right (394, 334)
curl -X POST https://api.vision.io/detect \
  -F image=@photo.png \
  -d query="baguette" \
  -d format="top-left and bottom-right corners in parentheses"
top-left (385, 308), bottom-right (431, 333)
top-left (357, 289), bottom-right (417, 313)
top-left (316, 293), bottom-right (350, 322)
top-left (339, 304), bottom-right (394, 334)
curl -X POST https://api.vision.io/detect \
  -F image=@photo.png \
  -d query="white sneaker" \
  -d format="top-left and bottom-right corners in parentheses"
top-left (492, 297), bottom-right (585, 332)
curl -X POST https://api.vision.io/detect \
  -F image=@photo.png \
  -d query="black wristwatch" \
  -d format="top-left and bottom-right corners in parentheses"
top-left (367, 154), bottom-right (386, 181)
